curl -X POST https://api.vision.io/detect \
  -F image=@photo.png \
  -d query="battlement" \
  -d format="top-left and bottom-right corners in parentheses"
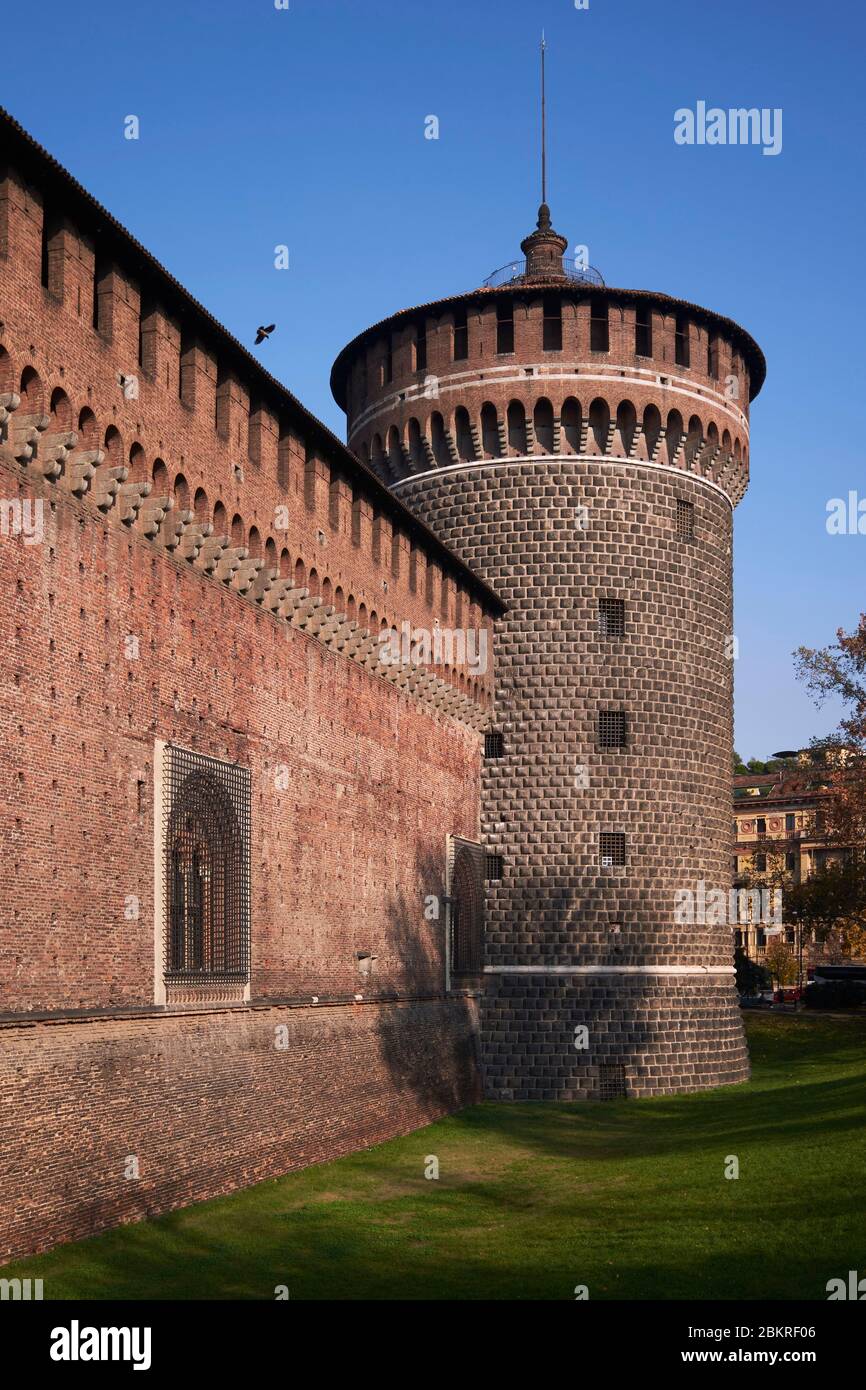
top-left (331, 280), bottom-right (762, 508)
top-left (0, 107), bottom-right (502, 716)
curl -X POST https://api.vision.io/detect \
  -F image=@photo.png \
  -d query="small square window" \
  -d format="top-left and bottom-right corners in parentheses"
top-left (676, 498), bottom-right (695, 540)
top-left (598, 1063), bottom-right (627, 1100)
top-left (598, 710), bottom-right (627, 748)
top-left (484, 731), bottom-right (504, 759)
top-left (599, 832), bottom-right (626, 868)
top-left (598, 597), bottom-right (625, 638)
top-left (485, 853), bottom-right (503, 881)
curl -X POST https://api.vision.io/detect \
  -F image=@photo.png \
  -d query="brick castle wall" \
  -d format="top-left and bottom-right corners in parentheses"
top-left (0, 112), bottom-right (504, 1262)
top-left (0, 442), bottom-right (484, 1258)
top-left (0, 997), bottom-right (480, 1264)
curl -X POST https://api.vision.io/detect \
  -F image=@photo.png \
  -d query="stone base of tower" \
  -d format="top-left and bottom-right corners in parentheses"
top-left (480, 974), bottom-right (750, 1101)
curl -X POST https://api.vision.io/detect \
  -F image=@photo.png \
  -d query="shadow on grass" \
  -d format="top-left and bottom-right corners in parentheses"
top-left (5, 1014), bottom-right (865, 1301)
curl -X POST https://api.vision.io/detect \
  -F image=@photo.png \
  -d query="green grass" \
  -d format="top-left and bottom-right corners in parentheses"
top-left (5, 1013), bottom-right (865, 1300)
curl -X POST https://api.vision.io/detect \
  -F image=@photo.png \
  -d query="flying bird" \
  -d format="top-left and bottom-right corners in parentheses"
top-left (255, 323), bottom-right (276, 345)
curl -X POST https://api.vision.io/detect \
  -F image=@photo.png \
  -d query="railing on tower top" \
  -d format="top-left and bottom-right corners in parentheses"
top-left (482, 257), bottom-right (605, 289)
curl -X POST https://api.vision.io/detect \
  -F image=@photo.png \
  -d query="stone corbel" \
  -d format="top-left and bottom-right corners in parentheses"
top-left (91, 464), bottom-right (129, 512)
top-left (117, 480), bottom-right (153, 526)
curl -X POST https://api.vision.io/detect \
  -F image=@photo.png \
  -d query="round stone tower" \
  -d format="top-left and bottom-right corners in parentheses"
top-left (330, 204), bottom-right (765, 1100)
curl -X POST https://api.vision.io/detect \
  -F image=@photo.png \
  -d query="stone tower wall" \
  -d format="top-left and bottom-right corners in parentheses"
top-left (333, 275), bottom-right (764, 1098)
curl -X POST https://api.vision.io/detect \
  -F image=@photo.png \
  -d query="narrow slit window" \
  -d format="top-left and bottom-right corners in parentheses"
top-left (635, 305), bottom-right (652, 358)
top-left (415, 324), bottom-right (427, 373)
top-left (590, 297), bottom-right (609, 352)
top-left (496, 298), bottom-right (514, 354)
top-left (707, 333), bottom-right (720, 379)
top-left (675, 315), bottom-right (690, 367)
top-left (453, 307), bottom-right (468, 361)
top-left (543, 293), bottom-right (562, 351)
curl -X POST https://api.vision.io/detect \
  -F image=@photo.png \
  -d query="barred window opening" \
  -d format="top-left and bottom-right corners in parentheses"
top-left (485, 853), bottom-right (504, 881)
top-left (163, 745), bottom-right (250, 983)
top-left (598, 597), bottom-right (625, 638)
top-left (598, 1063), bottom-right (628, 1100)
top-left (484, 730), bottom-right (504, 759)
top-left (598, 710), bottom-right (627, 749)
top-left (599, 832), bottom-right (626, 868)
top-left (676, 498), bottom-right (695, 540)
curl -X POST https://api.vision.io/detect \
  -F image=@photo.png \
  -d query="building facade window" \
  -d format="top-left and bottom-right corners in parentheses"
top-left (160, 743), bottom-right (251, 1000)
top-left (448, 838), bottom-right (485, 977)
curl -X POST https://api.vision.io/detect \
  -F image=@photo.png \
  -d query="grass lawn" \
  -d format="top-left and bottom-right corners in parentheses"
top-left (5, 1012), bottom-right (865, 1300)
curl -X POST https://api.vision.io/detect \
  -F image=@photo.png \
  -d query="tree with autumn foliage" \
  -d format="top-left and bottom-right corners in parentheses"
top-left (794, 613), bottom-right (866, 956)
top-left (795, 612), bottom-right (866, 847)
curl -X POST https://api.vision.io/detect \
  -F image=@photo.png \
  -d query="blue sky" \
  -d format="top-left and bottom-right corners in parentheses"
top-left (4, 0), bottom-right (863, 758)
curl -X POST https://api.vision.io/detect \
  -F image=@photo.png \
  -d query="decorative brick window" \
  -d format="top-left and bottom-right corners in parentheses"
top-left (599, 832), bottom-right (626, 868)
top-left (675, 498), bottom-right (695, 540)
top-left (485, 853), bottom-right (504, 881)
top-left (484, 730), bottom-right (504, 759)
top-left (598, 597), bottom-right (625, 638)
top-left (158, 743), bottom-right (251, 1005)
top-left (598, 710), bottom-right (627, 748)
top-left (448, 837), bottom-right (485, 977)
